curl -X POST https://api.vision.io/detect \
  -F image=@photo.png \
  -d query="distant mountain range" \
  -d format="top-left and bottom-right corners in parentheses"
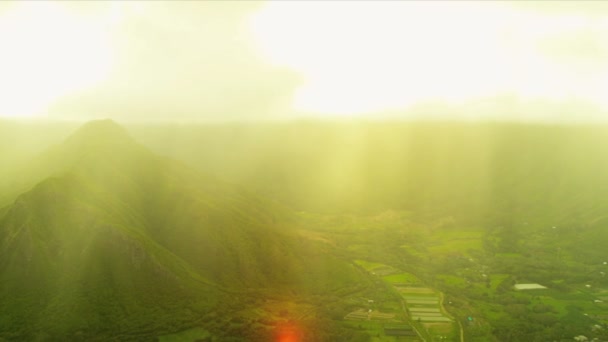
top-left (129, 122), bottom-right (608, 228)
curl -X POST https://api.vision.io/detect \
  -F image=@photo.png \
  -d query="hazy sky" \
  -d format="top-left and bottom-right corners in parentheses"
top-left (1, 1), bottom-right (607, 122)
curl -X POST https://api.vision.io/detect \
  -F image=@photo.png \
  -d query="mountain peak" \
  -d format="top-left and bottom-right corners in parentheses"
top-left (64, 119), bottom-right (135, 148)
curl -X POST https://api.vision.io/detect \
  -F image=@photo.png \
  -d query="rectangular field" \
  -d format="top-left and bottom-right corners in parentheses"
top-left (412, 316), bottom-right (452, 322)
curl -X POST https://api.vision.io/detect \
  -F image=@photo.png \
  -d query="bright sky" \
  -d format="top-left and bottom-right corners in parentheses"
top-left (251, 1), bottom-right (608, 119)
top-left (0, 1), bottom-right (607, 121)
top-left (0, 2), bottom-right (114, 118)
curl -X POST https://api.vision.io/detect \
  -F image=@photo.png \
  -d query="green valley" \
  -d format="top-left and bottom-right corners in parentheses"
top-left (2, 121), bottom-right (608, 341)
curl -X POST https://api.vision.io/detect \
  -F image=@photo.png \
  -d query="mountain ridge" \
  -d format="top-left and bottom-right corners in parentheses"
top-left (0, 120), bottom-right (360, 340)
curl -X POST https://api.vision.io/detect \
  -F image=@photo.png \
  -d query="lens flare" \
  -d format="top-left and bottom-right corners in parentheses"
top-left (275, 322), bottom-right (302, 342)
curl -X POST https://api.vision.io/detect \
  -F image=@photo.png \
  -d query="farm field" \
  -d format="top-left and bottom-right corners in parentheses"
top-left (352, 261), bottom-right (459, 341)
top-left (297, 214), bottom-right (608, 342)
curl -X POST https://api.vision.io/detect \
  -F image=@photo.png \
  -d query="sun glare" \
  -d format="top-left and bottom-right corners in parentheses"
top-left (250, 1), bottom-right (608, 117)
top-left (0, 2), bottom-right (115, 118)
top-left (2, 1), bottom-right (608, 121)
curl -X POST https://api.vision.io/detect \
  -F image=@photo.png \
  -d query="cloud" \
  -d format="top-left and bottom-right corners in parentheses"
top-left (0, 2), bottom-right (113, 117)
top-left (251, 1), bottom-right (517, 114)
top-left (48, 2), bottom-right (300, 121)
top-left (508, 1), bottom-right (608, 17)
top-left (538, 28), bottom-right (608, 64)
top-left (5, 1), bottom-right (608, 122)
top-left (250, 1), bottom-right (608, 119)
top-left (393, 95), bottom-right (608, 123)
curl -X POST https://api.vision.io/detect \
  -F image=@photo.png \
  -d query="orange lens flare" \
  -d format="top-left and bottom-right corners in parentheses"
top-left (275, 322), bottom-right (302, 342)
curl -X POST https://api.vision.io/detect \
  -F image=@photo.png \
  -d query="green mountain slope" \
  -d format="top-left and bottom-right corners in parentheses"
top-left (0, 120), bottom-right (360, 340)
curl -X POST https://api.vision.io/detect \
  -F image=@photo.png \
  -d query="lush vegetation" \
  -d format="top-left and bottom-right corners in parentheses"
top-left (0, 121), bottom-right (361, 340)
top-left (2, 120), bottom-right (608, 340)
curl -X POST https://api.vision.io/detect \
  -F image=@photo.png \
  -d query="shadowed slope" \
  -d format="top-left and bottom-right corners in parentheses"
top-left (0, 120), bottom-right (360, 340)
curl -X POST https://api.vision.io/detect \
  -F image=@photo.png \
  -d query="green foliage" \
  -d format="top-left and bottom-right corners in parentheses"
top-left (0, 120), bottom-right (361, 340)
top-left (4, 120), bottom-right (608, 340)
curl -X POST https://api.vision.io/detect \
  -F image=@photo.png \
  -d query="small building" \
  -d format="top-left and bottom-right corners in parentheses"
top-left (514, 283), bottom-right (547, 290)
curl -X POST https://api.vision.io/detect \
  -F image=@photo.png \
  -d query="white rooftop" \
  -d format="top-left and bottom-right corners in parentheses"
top-left (514, 283), bottom-right (547, 290)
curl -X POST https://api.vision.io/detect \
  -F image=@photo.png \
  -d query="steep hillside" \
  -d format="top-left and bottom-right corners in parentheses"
top-left (0, 120), bottom-right (360, 340)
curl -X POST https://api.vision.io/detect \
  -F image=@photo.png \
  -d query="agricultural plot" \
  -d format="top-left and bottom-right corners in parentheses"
top-left (395, 286), bottom-right (434, 294)
top-left (384, 323), bottom-right (418, 337)
top-left (355, 260), bottom-right (390, 271)
top-left (344, 309), bottom-right (370, 321)
top-left (399, 288), bottom-right (455, 340)
top-left (353, 260), bottom-right (457, 340)
top-left (343, 320), bottom-right (421, 342)
top-left (423, 322), bottom-right (453, 340)
top-left (412, 316), bottom-right (452, 322)
top-left (400, 288), bottom-right (452, 323)
top-left (403, 295), bottom-right (439, 301)
top-left (371, 312), bottom-right (398, 321)
top-left (382, 273), bottom-right (421, 285)
top-left (406, 299), bottom-right (440, 305)
top-left (408, 307), bottom-right (440, 313)
top-left (427, 230), bottom-right (484, 256)
top-left (355, 260), bottom-right (400, 276)
top-left (374, 267), bottom-right (400, 276)
top-left (344, 309), bottom-right (397, 321)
